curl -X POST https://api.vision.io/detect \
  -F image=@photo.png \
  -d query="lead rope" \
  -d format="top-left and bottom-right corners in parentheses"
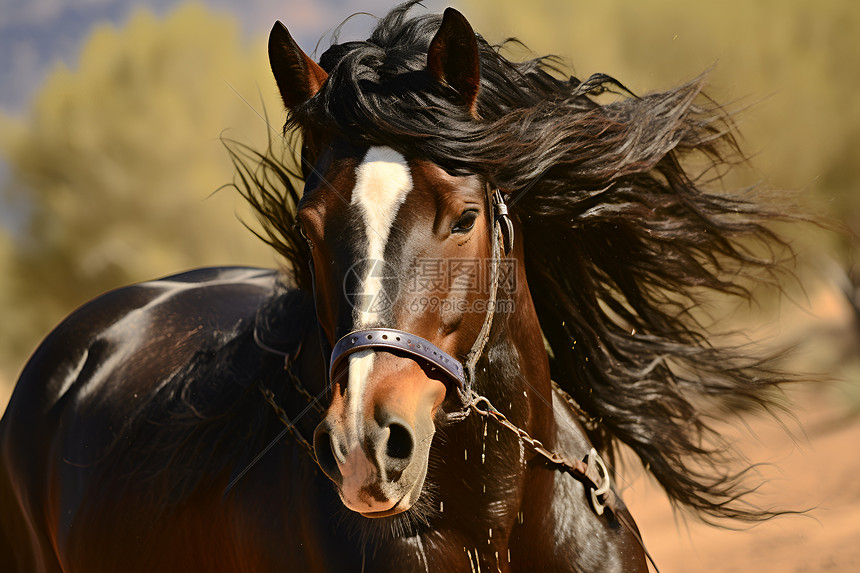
top-left (462, 191), bottom-right (658, 570)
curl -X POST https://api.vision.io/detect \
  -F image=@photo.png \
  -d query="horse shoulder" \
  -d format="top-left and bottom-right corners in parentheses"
top-left (549, 390), bottom-right (648, 573)
top-left (0, 266), bottom-right (280, 571)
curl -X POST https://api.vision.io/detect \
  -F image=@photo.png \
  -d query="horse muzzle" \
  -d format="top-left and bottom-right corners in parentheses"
top-left (313, 348), bottom-right (447, 516)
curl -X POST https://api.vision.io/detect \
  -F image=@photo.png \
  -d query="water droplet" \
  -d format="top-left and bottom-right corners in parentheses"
top-left (482, 427), bottom-right (487, 464)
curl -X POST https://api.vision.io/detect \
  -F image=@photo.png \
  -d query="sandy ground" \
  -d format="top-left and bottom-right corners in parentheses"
top-left (619, 280), bottom-right (860, 573)
top-left (624, 386), bottom-right (860, 573)
top-left (0, 378), bottom-right (9, 421)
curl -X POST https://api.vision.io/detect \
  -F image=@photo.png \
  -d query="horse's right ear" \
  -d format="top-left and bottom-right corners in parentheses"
top-left (268, 22), bottom-right (328, 110)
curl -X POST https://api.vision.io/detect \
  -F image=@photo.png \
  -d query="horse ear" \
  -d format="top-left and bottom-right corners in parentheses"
top-left (268, 21), bottom-right (328, 110)
top-left (427, 8), bottom-right (481, 114)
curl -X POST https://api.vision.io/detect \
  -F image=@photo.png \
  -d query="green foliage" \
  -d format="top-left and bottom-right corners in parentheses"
top-left (0, 226), bottom-right (20, 386)
top-left (0, 4), bottom-right (287, 381)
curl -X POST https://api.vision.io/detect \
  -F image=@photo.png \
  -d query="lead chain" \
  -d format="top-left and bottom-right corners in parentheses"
top-left (550, 380), bottom-right (599, 432)
top-left (467, 393), bottom-right (612, 512)
top-left (284, 359), bottom-right (326, 415)
top-left (259, 386), bottom-right (317, 462)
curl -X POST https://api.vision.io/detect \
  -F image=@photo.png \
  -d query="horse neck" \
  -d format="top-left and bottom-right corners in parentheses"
top-left (484, 230), bottom-right (554, 444)
top-left (429, 239), bottom-right (557, 525)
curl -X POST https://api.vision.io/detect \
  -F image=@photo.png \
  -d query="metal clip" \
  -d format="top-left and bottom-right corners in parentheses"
top-left (586, 447), bottom-right (611, 516)
top-left (468, 393), bottom-right (494, 417)
top-left (491, 189), bottom-right (515, 255)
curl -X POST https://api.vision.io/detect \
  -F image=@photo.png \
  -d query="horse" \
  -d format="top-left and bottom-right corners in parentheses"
top-left (1, 3), bottom-right (794, 571)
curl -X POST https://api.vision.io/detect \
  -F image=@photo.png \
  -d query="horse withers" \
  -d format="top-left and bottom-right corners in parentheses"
top-left (1, 3), bottom-right (795, 571)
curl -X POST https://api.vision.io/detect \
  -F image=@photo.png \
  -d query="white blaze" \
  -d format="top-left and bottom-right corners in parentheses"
top-left (345, 147), bottom-right (412, 442)
top-left (350, 146), bottom-right (412, 327)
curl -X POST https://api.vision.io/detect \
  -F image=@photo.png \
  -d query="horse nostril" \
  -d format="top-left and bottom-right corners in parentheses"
top-left (386, 422), bottom-right (414, 461)
top-left (313, 425), bottom-right (342, 481)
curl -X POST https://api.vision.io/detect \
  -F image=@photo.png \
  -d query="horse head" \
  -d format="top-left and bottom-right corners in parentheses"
top-left (268, 9), bottom-right (535, 518)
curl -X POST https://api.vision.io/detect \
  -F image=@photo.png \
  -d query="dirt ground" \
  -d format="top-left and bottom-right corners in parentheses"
top-left (623, 385), bottom-right (860, 573)
top-left (616, 280), bottom-right (860, 573)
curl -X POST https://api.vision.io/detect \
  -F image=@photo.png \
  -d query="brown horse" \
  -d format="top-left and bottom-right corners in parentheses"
top-left (1, 3), bottom-right (793, 571)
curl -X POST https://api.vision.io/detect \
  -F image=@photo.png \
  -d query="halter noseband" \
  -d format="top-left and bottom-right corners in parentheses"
top-left (327, 188), bottom-right (513, 405)
top-left (330, 328), bottom-right (466, 392)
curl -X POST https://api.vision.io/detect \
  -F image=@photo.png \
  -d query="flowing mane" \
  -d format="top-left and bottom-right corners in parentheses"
top-left (233, 1), bottom-right (793, 523)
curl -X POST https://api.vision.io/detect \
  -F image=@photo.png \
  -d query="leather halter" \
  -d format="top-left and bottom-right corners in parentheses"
top-left (267, 188), bottom-right (657, 568)
top-left (327, 188), bottom-right (513, 405)
top-left (266, 189), bottom-right (656, 568)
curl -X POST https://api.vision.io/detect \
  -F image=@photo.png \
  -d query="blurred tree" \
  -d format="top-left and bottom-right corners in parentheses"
top-left (0, 226), bottom-right (21, 384)
top-left (0, 4), bottom-right (285, 381)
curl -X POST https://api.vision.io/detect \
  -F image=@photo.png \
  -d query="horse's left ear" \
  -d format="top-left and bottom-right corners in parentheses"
top-left (427, 8), bottom-right (481, 114)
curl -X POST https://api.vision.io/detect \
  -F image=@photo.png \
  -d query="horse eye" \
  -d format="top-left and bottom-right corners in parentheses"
top-left (294, 222), bottom-right (314, 249)
top-left (452, 210), bottom-right (478, 234)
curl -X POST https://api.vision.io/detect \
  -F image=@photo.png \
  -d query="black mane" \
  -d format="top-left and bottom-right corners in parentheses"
top-left (235, 1), bottom-right (796, 522)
